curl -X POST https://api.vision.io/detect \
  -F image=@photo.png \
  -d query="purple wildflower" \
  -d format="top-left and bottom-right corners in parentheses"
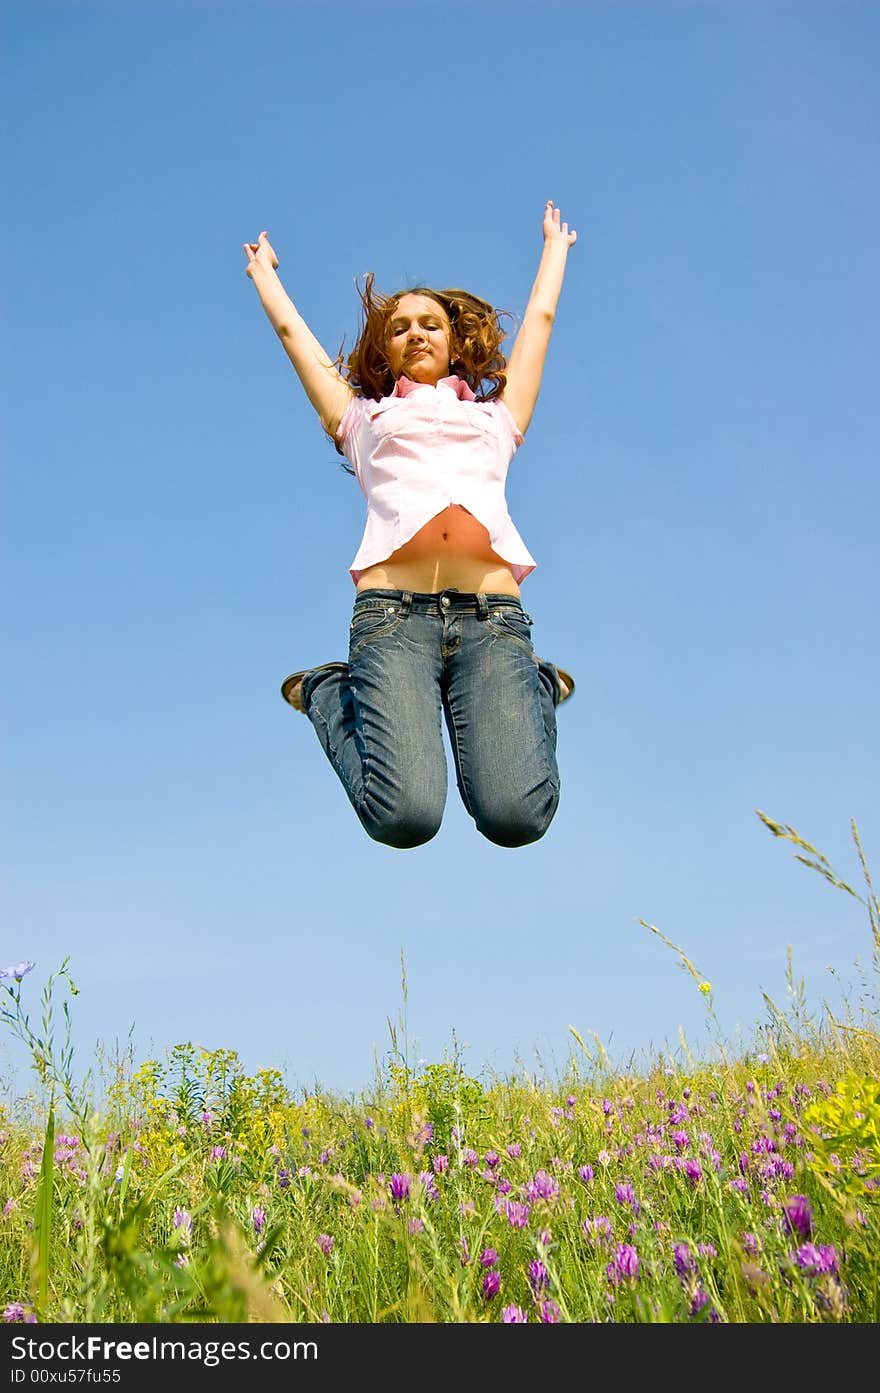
top-left (210, 1145), bottom-right (227, 1161)
top-left (527, 1260), bottom-right (550, 1295)
top-left (172, 1207), bottom-right (193, 1234)
top-left (418, 1170), bottom-right (439, 1202)
top-left (482, 1270), bottom-right (501, 1300)
top-left (795, 1243), bottom-right (838, 1276)
top-left (672, 1130), bottom-right (690, 1153)
top-left (525, 1169), bottom-right (560, 1202)
top-left (683, 1158), bottom-right (703, 1186)
top-left (480, 1248), bottom-right (499, 1268)
top-left (782, 1194), bottom-right (814, 1241)
top-left (614, 1182), bottom-right (639, 1211)
top-left (503, 1199), bottom-right (531, 1229)
top-left (389, 1173), bottom-right (411, 1202)
top-left (577, 1163), bottom-right (594, 1184)
top-left (673, 1243), bottom-right (696, 1277)
top-left (317, 1233), bottom-right (334, 1256)
top-left (582, 1215), bottom-right (613, 1245)
top-left (614, 1243), bottom-right (640, 1280)
top-left (463, 1148), bottom-right (479, 1168)
top-left (252, 1205), bottom-right (266, 1235)
top-left (690, 1289), bottom-right (721, 1321)
top-left (3, 1302), bottom-right (36, 1323)
top-left (0, 962), bottom-right (35, 983)
top-left (407, 1217), bottom-right (424, 1235)
top-left (460, 1238), bottom-right (470, 1266)
top-left (537, 1299), bottom-right (561, 1323)
top-left (506, 1142), bottom-right (522, 1159)
top-left (484, 1150), bottom-right (500, 1169)
top-left (502, 1304), bottom-right (528, 1323)
top-left (432, 1154), bottom-right (449, 1174)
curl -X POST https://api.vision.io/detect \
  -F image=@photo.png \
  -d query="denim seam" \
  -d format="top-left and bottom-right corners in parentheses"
top-left (444, 691), bottom-right (476, 819)
top-left (487, 614), bottom-right (534, 656)
top-left (349, 615), bottom-right (405, 660)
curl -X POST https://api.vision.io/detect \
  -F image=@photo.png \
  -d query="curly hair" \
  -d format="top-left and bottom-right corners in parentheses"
top-left (328, 273), bottom-right (516, 473)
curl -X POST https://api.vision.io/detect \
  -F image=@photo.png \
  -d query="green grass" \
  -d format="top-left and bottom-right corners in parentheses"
top-left (1, 813), bottom-right (877, 1324)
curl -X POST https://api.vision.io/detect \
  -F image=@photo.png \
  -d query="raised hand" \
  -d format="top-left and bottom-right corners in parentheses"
top-left (542, 200), bottom-right (577, 248)
top-left (243, 229), bottom-right (280, 278)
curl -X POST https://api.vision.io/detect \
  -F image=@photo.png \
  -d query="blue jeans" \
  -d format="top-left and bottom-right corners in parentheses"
top-left (300, 588), bottom-right (563, 849)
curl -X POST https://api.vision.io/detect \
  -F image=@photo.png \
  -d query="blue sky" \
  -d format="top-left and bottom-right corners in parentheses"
top-left (2, 1), bottom-right (878, 1101)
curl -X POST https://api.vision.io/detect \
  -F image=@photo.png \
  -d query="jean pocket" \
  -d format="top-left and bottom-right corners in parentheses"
top-left (349, 601), bottom-right (404, 655)
top-left (488, 606), bottom-right (535, 651)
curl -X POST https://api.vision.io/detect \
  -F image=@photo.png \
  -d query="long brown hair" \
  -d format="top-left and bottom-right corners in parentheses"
top-left (329, 273), bottom-right (516, 472)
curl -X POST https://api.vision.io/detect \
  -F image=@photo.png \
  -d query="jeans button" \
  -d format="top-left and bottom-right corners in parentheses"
top-left (441, 597), bottom-right (450, 608)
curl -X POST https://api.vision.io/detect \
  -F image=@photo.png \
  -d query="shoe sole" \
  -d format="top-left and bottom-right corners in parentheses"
top-left (280, 671), bottom-right (307, 712)
top-left (556, 666), bottom-right (575, 704)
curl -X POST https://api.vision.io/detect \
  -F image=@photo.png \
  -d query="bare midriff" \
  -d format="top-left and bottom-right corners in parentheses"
top-left (354, 505), bottom-right (522, 597)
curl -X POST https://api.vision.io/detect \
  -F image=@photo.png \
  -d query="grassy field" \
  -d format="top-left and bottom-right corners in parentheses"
top-left (2, 814), bottom-right (878, 1325)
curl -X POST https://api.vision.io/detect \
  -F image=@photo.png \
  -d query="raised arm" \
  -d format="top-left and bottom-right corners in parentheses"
top-left (243, 231), bottom-right (353, 439)
top-left (501, 201), bottom-right (577, 437)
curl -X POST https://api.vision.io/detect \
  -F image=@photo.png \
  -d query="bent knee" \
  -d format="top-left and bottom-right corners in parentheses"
top-left (475, 791), bottom-right (559, 848)
top-left (361, 799), bottom-right (444, 850)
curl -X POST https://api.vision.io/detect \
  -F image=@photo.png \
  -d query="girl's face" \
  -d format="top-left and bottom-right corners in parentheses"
top-left (384, 294), bottom-right (453, 384)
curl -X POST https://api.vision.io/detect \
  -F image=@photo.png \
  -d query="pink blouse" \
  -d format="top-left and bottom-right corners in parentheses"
top-left (335, 374), bottom-right (537, 586)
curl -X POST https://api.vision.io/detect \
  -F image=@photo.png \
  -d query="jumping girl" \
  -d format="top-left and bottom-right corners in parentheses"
top-left (243, 199), bottom-right (577, 850)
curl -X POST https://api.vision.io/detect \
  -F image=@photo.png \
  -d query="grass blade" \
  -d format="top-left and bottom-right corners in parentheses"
top-left (32, 1101), bottom-right (55, 1315)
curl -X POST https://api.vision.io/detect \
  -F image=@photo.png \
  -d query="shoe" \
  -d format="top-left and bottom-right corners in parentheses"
top-left (555, 666), bottom-right (575, 705)
top-left (281, 670), bottom-right (308, 712)
top-left (280, 662), bottom-right (346, 713)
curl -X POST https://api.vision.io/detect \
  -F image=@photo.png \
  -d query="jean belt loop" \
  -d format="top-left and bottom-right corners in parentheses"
top-left (476, 593), bottom-right (489, 620)
top-left (399, 590), bottom-right (413, 618)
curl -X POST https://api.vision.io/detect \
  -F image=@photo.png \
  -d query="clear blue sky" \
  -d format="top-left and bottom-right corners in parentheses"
top-left (2, 1), bottom-right (878, 1100)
